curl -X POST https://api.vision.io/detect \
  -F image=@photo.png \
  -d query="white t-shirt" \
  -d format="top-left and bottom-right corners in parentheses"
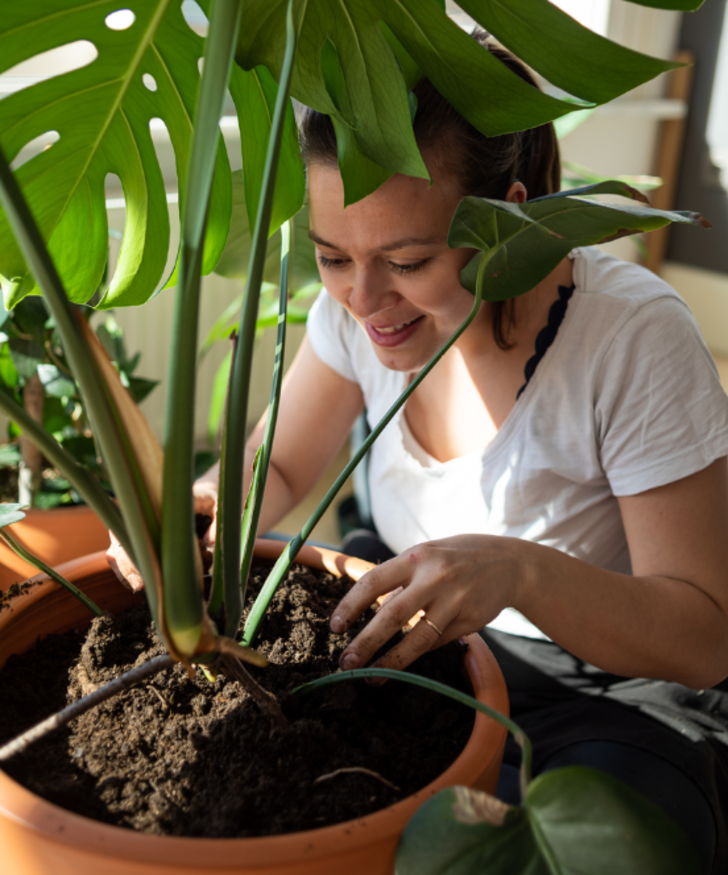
top-left (306, 247), bottom-right (728, 639)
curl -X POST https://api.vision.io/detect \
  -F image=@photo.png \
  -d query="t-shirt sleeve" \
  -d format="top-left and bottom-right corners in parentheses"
top-left (306, 289), bottom-right (359, 383)
top-left (595, 295), bottom-right (728, 495)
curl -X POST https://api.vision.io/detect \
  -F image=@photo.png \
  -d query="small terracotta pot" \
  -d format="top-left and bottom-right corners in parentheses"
top-left (0, 505), bottom-right (109, 591)
top-left (0, 542), bottom-right (509, 875)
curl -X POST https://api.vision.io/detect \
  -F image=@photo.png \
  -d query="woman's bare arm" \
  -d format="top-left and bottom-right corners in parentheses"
top-left (333, 458), bottom-right (728, 689)
top-left (205, 336), bottom-right (364, 536)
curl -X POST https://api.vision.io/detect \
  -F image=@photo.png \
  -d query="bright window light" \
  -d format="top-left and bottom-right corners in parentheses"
top-left (707, 6), bottom-right (728, 190)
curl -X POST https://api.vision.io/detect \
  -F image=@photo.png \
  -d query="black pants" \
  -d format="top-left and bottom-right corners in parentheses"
top-left (483, 628), bottom-right (718, 874)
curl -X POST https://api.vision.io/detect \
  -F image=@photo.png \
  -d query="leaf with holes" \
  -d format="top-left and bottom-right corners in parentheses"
top-left (0, 0), bottom-right (232, 309)
top-left (236, 0), bottom-right (696, 204)
top-left (236, 0), bottom-right (576, 186)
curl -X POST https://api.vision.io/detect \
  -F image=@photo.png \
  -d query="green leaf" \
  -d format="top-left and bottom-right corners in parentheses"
top-left (456, 0), bottom-right (679, 106)
top-left (0, 345), bottom-right (19, 388)
top-left (37, 363), bottom-right (76, 398)
top-left (8, 337), bottom-right (42, 380)
top-left (228, 63), bottom-right (305, 237)
top-left (396, 770), bottom-right (702, 875)
top-left (0, 1), bottom-right (232, 309)
top-left (450, 184), bottom-right (709, 302)
top-left (239, 1), bottom-right (577, 167)
top-left (126, 375), bottom-right (159, 404)
top-left (12, 297), bottom-right (49, 344)
top-left (214, 170), bottom-right (320, 290)
top-left (320, 39), bottom-right (394, 205)
top-left (0, 503), bottom-right (26, 527)
top-left (235, 0), bottom-right (688, 202)
top-left (207, 347), bottom-right (232, 447)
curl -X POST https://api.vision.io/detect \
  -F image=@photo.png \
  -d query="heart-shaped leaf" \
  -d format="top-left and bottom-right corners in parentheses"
top-left (396, 768), bottom-right (702, 875)
top-left (450, 182), bottom-right (710, 302)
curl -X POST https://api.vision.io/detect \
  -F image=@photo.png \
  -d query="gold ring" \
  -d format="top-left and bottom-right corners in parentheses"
top-left (421, 615), bottom-right (443, 636)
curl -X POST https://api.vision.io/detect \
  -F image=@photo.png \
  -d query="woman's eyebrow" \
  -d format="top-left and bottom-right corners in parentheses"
top-left (308, 231), bottom-right (440, 252)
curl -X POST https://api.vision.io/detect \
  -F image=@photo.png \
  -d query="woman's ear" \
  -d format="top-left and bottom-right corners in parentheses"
top-left (505, 181), bottom-right (528, 204)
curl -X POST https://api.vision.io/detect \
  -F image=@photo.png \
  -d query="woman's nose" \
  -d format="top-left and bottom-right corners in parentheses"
top-left (349, 266), bottom-right (398, 320)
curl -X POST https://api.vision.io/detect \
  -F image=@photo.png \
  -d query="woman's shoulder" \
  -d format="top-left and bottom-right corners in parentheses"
top-left (571, 246), bottom-right (686, 312)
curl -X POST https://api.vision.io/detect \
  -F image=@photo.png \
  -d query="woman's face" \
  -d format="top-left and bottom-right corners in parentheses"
top-left (307, 164), bottom-right (480, 373)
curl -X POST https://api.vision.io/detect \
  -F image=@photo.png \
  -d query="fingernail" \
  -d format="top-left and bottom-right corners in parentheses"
top-left (330, 615), bottom-right (345, 634)
top-left (341, 652), bottom-right (360, 670)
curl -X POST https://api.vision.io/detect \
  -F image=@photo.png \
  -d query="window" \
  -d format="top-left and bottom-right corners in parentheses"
top-left (668, 0), bottom-right (728, 273)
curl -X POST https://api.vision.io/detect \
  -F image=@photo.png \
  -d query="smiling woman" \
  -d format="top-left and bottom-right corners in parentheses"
top-left (194, 34), bottom-right (728, 874)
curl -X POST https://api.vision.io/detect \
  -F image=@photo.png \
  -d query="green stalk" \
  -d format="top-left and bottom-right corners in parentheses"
top-left (293, 665), bottom-right (532, 794)
top-left (231, 220), bottom-right (292, 636)
top-left (0, 529), bottom-right (103, 617)
top-left (207, 428), bottom-right (227, 613)
top-left (161, 0), bottom-right (243, 657)
top-left (219, 0), bottom-right (303, 631)
top-left (0, 147), bottom-right (162, 629)
top-left (0, 387), bottom-right (128, 548)
top-left (242, 253), bottom-right (490, 645)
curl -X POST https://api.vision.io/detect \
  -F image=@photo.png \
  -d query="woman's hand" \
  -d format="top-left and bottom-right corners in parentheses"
top-left (105, 476), bottom-right (220, 591)
top-left (330, 535), bottom-right (529, 673)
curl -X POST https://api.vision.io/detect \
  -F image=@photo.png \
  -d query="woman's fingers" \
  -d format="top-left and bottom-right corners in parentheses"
top-left (330, 555), bottom-right (413, 635)
top-left (106, 532), bottom-right (145, 593)
top-left (371, 614), bottom-right (453, 673)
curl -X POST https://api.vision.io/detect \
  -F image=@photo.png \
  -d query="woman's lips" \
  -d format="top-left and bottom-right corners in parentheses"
top-left (365, 315), bottom-right (424, 348)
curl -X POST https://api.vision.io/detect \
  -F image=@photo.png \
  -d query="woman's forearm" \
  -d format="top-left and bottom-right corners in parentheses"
top-left (512, 540), bottom-right (728, 689)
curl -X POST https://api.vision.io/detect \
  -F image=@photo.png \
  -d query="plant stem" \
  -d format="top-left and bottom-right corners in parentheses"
top-left (219, 0), bottom-right (300, 635)
top-left (218, 652), bottom-right (288, 728)
top-left (242, 254), bottom-right (489, 646)
top-left (292, 665), bottom-right (533, 792)
top-left (0, 529), bottom-right (104, 616)
top-left (0, 655), bottom-right (174, 762)
top-left (18, 373), bottom-right (43, 507)
top-left (233, 220), bottom-right (291, 635)
top-left (161, 0), bottom-right (244, 658)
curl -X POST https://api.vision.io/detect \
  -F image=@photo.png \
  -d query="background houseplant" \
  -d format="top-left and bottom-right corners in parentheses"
top-left (0, 0), bottom-right (712, 870)
top-left (0, 298), bottom-right (157, 585)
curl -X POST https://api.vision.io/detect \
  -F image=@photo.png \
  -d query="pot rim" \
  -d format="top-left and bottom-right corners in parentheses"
top-left (0, 543), bottom-right (509, 867)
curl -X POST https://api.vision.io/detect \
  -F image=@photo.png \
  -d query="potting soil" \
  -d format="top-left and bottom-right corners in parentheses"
top-left (0, 559), bottom-right (474, 837)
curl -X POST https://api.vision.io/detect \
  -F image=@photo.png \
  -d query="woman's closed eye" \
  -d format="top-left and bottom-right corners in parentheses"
top-left (317, 253), bottom-right (429, 275)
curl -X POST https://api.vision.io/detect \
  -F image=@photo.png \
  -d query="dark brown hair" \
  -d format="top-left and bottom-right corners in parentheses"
top-left (299, 33), bottom-right (561, 349)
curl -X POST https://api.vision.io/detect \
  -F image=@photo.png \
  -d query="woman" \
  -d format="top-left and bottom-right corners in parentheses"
top-left (112, 40), bottom-right (728, 872)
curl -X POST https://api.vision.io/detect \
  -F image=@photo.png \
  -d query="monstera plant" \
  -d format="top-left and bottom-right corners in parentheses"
top-left (0, 0), bottom-right (709, 871)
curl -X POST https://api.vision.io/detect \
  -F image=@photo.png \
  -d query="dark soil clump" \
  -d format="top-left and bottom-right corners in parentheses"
top-left (0, 560), bottom-right (474, 837)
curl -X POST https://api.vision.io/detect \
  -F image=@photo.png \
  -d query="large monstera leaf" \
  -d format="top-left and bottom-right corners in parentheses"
top-left (0, 0), bottom-right (234, 309)
top-left (236, 0), bottom-right (703, 205)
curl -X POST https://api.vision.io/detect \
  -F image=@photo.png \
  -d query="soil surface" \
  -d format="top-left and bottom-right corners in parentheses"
top-left (0, 559), bottom-right (474, 837)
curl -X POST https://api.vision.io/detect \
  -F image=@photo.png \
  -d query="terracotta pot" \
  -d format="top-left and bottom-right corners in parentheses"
top-left (0, 542), bottom-right (509, 875)
top-left (0, 505), bottom-right (109, 591)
